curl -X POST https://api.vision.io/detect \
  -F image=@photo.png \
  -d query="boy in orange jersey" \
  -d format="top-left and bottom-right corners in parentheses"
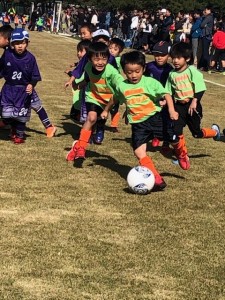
top-left (66, 42), bottom-right (123, 161)
top-left (101, 50), bottom-right (179, 191)
top-left (165, 42), bottom-right (220, 169)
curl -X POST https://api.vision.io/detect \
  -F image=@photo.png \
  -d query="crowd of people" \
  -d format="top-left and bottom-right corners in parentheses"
top-left (0, 3), bottom-right (224, 191)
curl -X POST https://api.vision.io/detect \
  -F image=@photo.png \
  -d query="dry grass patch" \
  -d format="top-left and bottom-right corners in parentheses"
top-left (0, 31), bottom-right (225, 299)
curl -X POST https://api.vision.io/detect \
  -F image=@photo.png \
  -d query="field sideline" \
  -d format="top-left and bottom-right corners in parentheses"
top-left (0, 31), bottom-right (225, 300)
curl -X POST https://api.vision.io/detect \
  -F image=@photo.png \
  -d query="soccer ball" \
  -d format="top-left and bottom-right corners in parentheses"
top-left (127, 166), bottom-right (155, 195)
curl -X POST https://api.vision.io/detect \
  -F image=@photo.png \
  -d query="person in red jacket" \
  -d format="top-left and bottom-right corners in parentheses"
top-left (208, 23), bottom-right (225, 75)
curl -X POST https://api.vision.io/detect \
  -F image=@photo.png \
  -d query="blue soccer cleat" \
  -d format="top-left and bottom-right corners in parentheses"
top-left (94, 129), bottom-right (105, 144)
top-left (212, 124), bottom-right (221, 141)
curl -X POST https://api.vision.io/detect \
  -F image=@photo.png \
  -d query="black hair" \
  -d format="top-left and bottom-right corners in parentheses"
top-left (194, 9), bottom-right (202, 16)
top-left (120, 51), bottom-right (146, 70)
top-left (109, 38), bottom-right (125, 53)
top-left (87, 42), bottom-right (110, 60)
top-left (170, 42), bottom-right (193, 64)
top-left (80, 23), bottom-right (95, 33)
top-left (0, 25), bottom-right (13, 40)
top-left (77, 39), bottom-right (92, 52)
top-left (205, 4), bottom-right (213, 11)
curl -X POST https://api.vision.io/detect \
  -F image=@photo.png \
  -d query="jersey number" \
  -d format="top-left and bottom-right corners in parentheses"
top-left (12, 71), bottom-right (22, 80)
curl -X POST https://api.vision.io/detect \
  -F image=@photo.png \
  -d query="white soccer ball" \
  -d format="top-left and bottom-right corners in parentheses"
top-left (127, 166), bottom-right (155, 195)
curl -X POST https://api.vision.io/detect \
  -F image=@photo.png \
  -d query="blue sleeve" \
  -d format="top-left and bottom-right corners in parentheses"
top-left (72, 55), bottom-right (88, 79)
top-left (108, 54), bottom-right (118, 70)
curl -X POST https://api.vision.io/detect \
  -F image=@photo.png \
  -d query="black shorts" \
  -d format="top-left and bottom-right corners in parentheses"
top-left (86, 102), bottom-right (103, 117)
top-left (211, 48), bottom-right (225, 61)
top-left (131, 112), bottom-right (178, 150)
top-left (173, 101), bottom-right (203, 138)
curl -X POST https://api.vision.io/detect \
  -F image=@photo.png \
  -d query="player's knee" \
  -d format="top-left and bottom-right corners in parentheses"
top-left (192, 131), bottom-right (204, 138)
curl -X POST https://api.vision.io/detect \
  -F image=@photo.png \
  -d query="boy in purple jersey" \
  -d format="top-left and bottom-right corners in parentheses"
top-left (145, 41), bottom-right (173, 151)
top-left (0, 25), bottom-right (57, 138)
top-left (0, 28), bottom-right (41, 143)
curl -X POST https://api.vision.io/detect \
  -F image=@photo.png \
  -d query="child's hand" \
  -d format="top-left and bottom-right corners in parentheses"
top-left (169, 110), bottom-right (179, 120)
top-left (101, 110), bottom-right (108, 120)
top-left (65, 80), bottom-right (72, 88)
top-left (188, 99), bottom-right (197, 116)
top-left (159, 99), bottom-right (166, 107)
top-left (26, 84), bottom-right (33, 94)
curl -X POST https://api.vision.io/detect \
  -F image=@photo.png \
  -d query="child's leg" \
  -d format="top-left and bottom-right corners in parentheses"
top-left (31, 90), bottom-right (56, 137)
top-left (66, 110), bottom-right (98, 161)
top-left (110, 103), bottom-right (120, 132)
top-left (94, 118), bottom-right (106, 144)
top-left (171, 103), bottom-right (190, 170)
top-left (187, 102), bottom-right (219, 139)
top-left (132, 116), bottom-right (166, 190)
top-left (13, 120), bottom-right (26, 144)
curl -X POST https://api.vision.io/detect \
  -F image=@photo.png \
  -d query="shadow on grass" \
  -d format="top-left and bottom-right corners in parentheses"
top-left (58, 121), bottom-right (81, 139)
top-left (26, 127), bottom-right (45, 136)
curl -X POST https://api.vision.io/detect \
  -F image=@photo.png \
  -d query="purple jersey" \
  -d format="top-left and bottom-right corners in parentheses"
top-left (144, 61), bottom-right (173, 87)
top-left (0, 49), bottom-right (41, 121)
top-left (72, 53), bottom-right (118, 79)
top-left (0, 48), bottom-right (41, 85)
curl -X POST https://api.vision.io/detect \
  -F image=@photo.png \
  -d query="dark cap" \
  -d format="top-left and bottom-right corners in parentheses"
top-left (152, 41), bottom-right (171, 55)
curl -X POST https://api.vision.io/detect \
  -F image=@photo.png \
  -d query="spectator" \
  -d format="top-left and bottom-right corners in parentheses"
top-left (199, 5), bottom-right (214, 71)
top-left (190, 9), bottom-right (202, 66)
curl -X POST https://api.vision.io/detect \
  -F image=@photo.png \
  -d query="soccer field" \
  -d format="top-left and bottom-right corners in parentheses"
top-left (1, 31), bottom-right (225, 300)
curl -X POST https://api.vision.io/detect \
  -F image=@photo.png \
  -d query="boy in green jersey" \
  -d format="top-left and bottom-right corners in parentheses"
top-left (66, 42), bottom-right (123, 161)
top-left (101, 51), bottom-right (179, 190)
top-left (165, 42), bottom-right (220, 170)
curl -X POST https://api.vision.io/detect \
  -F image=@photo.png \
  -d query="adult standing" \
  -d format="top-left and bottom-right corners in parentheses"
top-left (159, 8), bottom-right (173, 42)
top-left (199, 5), bottom-right (214, 71)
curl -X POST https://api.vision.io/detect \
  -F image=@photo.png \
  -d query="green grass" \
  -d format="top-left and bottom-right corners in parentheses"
top-left (0, 31), bottom-right (225, 299)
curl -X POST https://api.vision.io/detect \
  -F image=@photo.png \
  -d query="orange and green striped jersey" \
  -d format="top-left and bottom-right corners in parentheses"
top-left (84, 62), bottom-right (123, 109)
top-left (165, 65), bottom-right (206, 102)
top-left (115, 76), bottom-right (166, 124)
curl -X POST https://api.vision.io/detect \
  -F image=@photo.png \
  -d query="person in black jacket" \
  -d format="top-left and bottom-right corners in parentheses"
top-left (159, 8), bottom-right (173, 42)
top-left (198, 5), bottom-right (214, 71)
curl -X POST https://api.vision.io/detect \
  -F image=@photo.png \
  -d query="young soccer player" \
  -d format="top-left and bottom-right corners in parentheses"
top-left (165, 42), bottom-right (220, 169)
top-left (65, 39), bottom-right (92, 122)
top-left (108, 37), bottom-right (125, 132)
top-left (0, 25), bottom-right (57, 137)
top-left (66, 42), bottom-right (123, 161)
top-left (145, 41), bottom-right (173, 150)
top-left (0, 28), bottom-right (41, 143)
top-left (65, 29), bottom-right (118, 144)
top-left (101, 51), bottom-right (179, 190)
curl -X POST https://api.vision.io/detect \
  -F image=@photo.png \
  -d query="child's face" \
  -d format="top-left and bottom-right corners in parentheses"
top-left (109, 44), bottom-right (120, 57)
top-left (124, 63), bottom-right (144, 84)
top-left (80, 27), bottom-right (92, 40)
top-left (172, 56), bottom-right (189, 71)
top-left (77, 48), bottom-right (86, 60)
top-left (90, 54), bottom-right (108, 72)
top-left (154, 53), bottom-right (169, 66)
top-left (0, 35), bottom-right (9, 48)
top-left (12, 40), bottom-right (28, 54)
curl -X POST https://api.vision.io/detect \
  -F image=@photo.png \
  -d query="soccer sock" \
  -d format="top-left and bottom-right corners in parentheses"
top-left (15, 121), bottom-right (26, 139)
top-left (172, 134), bottom-right (188, 158)
top-left (202, 128), bottom-right (217, 138)
top-left (139, 156), bottom-right (160, 177)
top-left (36, 106), bottom-right (52, 129)
top-left (111, 111), bottom-right (120, 128)
top-left (76, 128), bottom-right (92, 149)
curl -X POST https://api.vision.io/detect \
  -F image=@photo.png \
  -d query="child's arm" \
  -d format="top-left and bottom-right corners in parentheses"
top-left (164, 93), bottom-right (179, 120)
top-left (101, 97), bottom-right (118, 120)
